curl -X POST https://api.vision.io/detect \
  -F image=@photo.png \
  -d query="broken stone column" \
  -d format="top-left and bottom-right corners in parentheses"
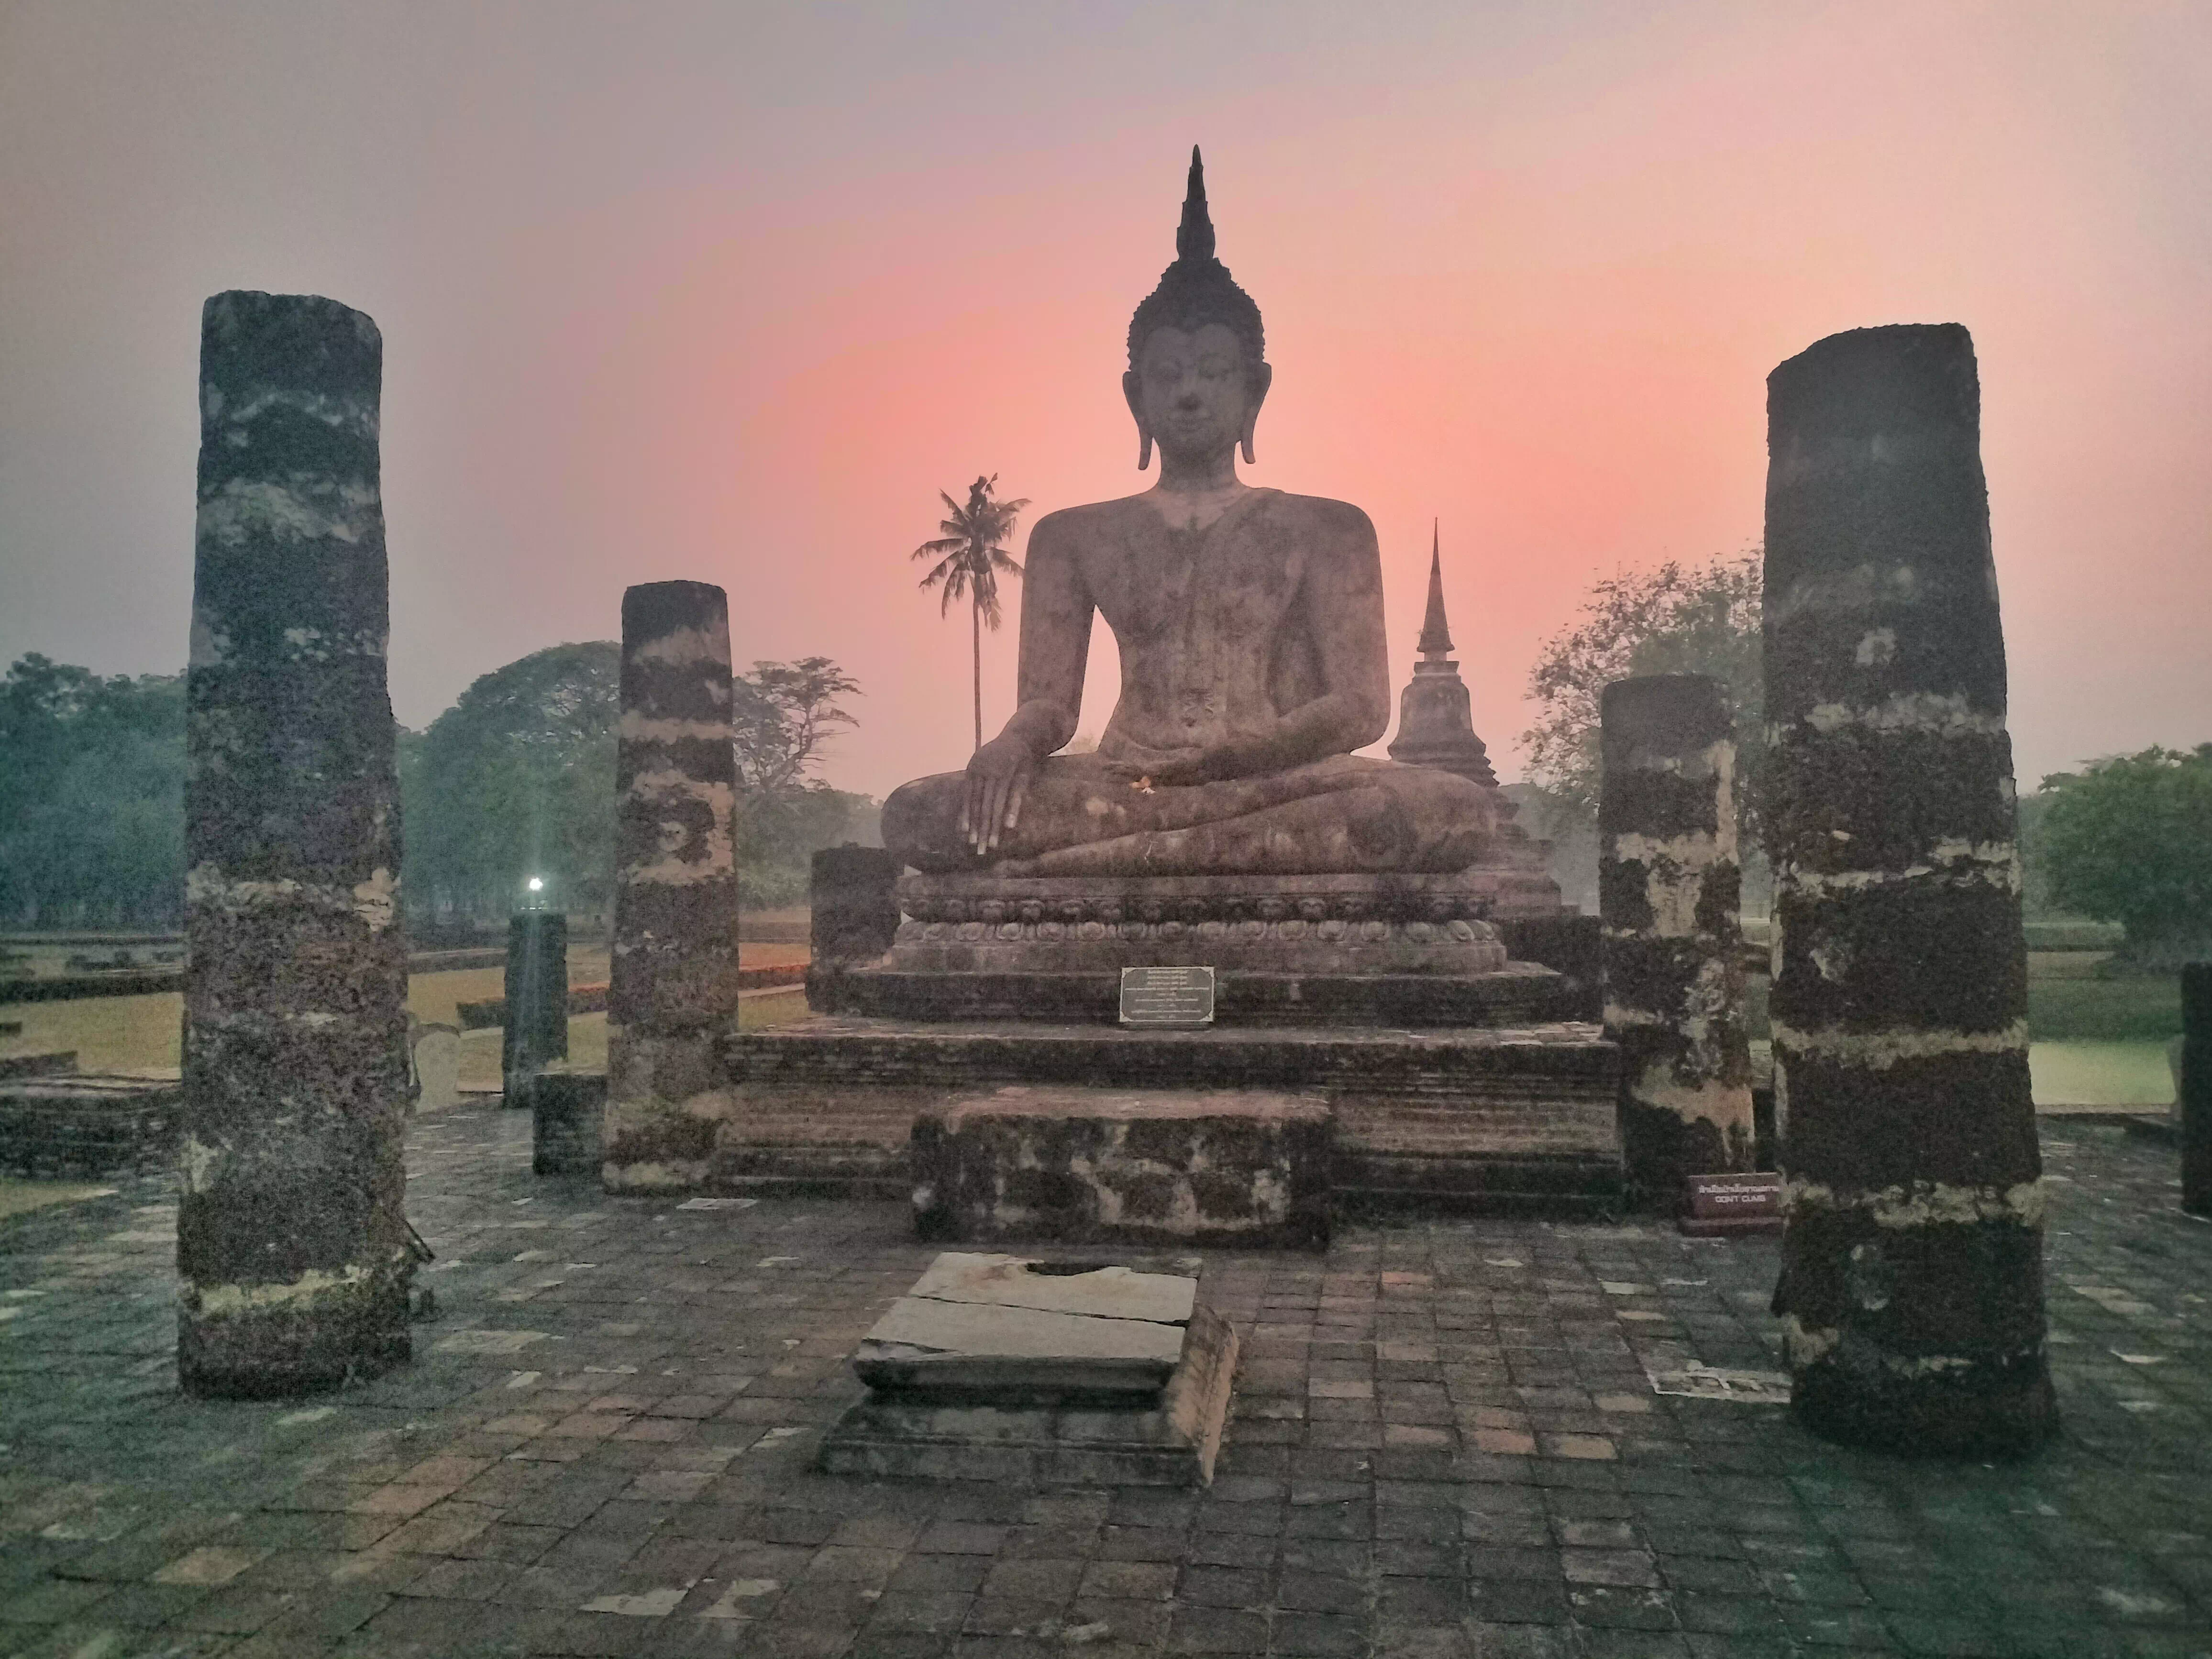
top-left (179, 290), bottom-right (411, 1396)
top-left (807, 844), bottom-right (900, 1011)
top-left (2182, 963), bottom-right (2211, 1218)
top-left (1764, 323), bottom-right (2054, 1455)
top-left (601, 582), bottom-right (740, 1189)
top-left (501, 909), bottom-right (569, 1100)
top-left (1599, 674), bottom-right (1755, 1211)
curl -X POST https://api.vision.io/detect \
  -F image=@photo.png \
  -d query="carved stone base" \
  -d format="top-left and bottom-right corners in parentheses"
top-left (883, 872), bottom-right (1551, 976)
top-left (819, 966), bottom-right (1572, 1027)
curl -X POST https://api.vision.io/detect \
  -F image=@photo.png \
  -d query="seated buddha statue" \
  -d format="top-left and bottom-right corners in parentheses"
top-left (882, 150), bottom-right (1495, 880)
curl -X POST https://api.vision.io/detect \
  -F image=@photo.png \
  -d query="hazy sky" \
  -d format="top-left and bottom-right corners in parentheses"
top-left (3, 1), bottom-right (2206, 799)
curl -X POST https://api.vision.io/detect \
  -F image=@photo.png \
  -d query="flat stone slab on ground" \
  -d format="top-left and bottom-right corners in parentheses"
top-left (855, 1294), bottom-right (1187, 1394)
top-left (913, 1085), bottom-right (1334, 1248)
top-left (826, 1303), bottom-right (1239, 1487)
top-left (907, 1250), bottom-right (1197, 1322)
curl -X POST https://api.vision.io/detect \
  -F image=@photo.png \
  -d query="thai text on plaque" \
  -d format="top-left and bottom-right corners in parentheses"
top-left (1119, 966), bottom-right (1216, 1028)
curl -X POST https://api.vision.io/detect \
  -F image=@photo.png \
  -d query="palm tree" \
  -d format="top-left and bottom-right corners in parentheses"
top-left (911, 474), bottom-right (1029, 752)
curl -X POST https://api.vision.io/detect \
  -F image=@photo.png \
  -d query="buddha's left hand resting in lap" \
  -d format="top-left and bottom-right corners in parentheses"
top-left (882, 149), bottom-right (1492, 879)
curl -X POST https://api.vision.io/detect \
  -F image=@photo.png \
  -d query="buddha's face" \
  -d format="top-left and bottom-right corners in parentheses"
top-left (1124, 322), bottom-right (1272, 469)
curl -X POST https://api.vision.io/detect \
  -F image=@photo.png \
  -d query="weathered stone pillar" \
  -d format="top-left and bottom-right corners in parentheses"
top-left (179, 290), bottom-right (411, 1396)
top-left (501, 909), bottom-right (569, 1100)
top-left (1599, 674), bottom-right (1754, 1211)
top-left (2181, 964), bottom-right (2212, 1217)
top-left (601, 582), bottom-right (740, 1189)
top-left (1764, 323), bottom-right (2054, 1455)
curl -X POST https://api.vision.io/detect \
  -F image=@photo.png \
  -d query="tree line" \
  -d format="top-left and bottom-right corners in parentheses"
top-left (0, 645), bottom-right (871, 931)
top-left (1517, 553), bottom-right (2212, 966)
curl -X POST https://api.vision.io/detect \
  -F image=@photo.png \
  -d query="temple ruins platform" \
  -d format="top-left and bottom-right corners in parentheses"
top-left (599, 1016), bottom-right (1622, 1219)
top-left (818, 871), bottom-right (1583, 1025)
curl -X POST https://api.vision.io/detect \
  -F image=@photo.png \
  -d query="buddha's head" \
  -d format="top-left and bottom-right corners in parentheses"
top-left (1125, 148), bottom-right (1272, 471)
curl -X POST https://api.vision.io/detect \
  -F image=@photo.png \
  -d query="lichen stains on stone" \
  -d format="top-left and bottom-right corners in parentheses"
top-left (631, 623), bottom-right (734, 668)
top-left (186, 1262), bottom-right (373, 1318)
top-left (1803, 692), bottom-right (2006, 738)
top-left (1783, 1175), bottom-right (2046, 1230)
top-left (617, 713), bottom-right (739, 744)
top-left (197, 477), bottom-right (383, 549)
top-left (1770, 1020), bottom-right (2029, 1069)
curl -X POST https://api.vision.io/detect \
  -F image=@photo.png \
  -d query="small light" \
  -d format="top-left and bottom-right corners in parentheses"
top-left (526, 877), bottom-right (544, 893)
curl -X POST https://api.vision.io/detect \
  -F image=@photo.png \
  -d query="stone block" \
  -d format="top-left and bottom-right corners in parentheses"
top-left (911, 1087), bottom-right (1333, 1249)
top-left (409, 1024), bottom-right (459, 1113)
top-left (820, 1252), bottom-right (1238, 1487)
top-left (526, 1066), bottom-right (606, 1176)
top-left (0, 1075), bottom-right (183, 1180)
top-left (907, 1250), bottom-right (1197, 1323)
top-left (856, 1297), bottom-right (1186, 1394)
top-left (808, 845), bottom-right (901, 1013)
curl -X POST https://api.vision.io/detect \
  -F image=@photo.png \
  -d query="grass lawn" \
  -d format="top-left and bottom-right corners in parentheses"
top-left (2025, 961), bottom-right (2181, 1042)
top-left (0, 1180), bottom-right (115, 1222)
top-left (4, 943), bottom-right (813, 1076)
top-left (1742, 952), bottom-right (2182, 1045)
top-left (2031, 1041), bottom-right (2175, 1109)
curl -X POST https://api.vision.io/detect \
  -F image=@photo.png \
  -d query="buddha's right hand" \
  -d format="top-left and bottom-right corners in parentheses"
top-left (960, 735), bottom-right (1036, 858)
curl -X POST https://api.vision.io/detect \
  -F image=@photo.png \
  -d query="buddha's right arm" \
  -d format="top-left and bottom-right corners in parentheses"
top-left (1000, 514), bottom-right (1093, 759)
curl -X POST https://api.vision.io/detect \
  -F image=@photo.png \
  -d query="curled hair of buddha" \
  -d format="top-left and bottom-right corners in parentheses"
top-left (1128, 147), bottom-right (1265, 377)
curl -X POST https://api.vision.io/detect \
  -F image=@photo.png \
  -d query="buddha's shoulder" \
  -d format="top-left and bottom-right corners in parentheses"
top-left (1250, 490), bottom-right (1377, 540)
top-left (1034, 490), bottom-right (1375, 542)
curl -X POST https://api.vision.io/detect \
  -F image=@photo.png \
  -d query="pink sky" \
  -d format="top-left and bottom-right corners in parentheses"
top-left (2, 2), bottom-right (2206, 799)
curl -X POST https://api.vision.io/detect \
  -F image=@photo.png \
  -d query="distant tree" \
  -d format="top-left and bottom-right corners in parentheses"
top-left (0, 654), bottom-right (185, 927)
top-left (911, 474), bottom-right (1029, 752)
top-left (402, 642), bottom-right (621, 922)
top-left (731, 657), bottom-right (862, 797)
top-left (1522, 552), bottom-right (1763, 820)
top-left (2037, 745), bottom-right (2212, 966)
top-left (730, 657), bottom-right (867, 907)
top-left (401, 643), bottom-right (870, 921)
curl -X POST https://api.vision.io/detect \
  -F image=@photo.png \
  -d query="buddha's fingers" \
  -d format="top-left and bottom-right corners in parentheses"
top-left (978, 774), bottom-right (1009, 856)
top-left (1004, 775), bottom-right (1029, 841)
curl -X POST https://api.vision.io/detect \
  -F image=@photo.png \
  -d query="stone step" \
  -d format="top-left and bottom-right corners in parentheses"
top-left (597, 1015), bottom-right (1624, 1224)
top-left (720, 1016), bottom-right (1614, 1097)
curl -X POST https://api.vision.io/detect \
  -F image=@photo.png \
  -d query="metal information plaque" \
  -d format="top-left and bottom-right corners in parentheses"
top-left (1118, 965), bottom-right (1217, 1028)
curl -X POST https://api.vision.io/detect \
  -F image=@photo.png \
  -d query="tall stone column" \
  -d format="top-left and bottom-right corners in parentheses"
top-left (179, 291), bottom-right (411, 1396)
top-left (1764, 323), bottom-right (2054, 1455)
top-left (1599, 674), bottom-right (1754, 1210)
top-left (601, 582), bottom-right (740, 1189)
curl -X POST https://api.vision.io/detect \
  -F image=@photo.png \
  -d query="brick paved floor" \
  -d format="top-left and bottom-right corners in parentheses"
top-left (3, 1107), bottom-right (2209, 1659)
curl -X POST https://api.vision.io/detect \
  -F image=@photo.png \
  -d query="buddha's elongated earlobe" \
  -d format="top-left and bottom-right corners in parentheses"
top-left (1124, 369), bottom-right (1152, 470)
top-left (1240, 361), bottom-right (1272, 467)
